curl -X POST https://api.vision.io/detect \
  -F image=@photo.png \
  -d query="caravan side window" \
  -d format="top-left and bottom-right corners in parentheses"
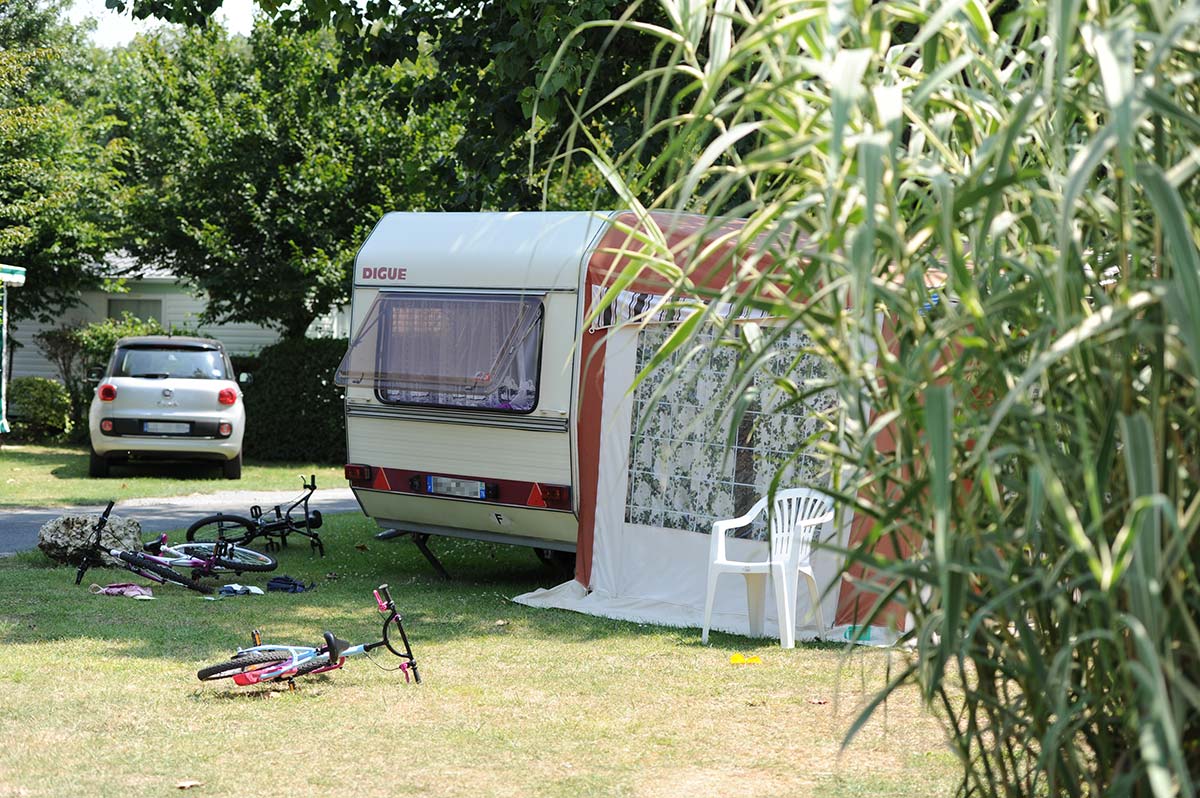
top-left (364, 293), bottom-right (544, 413)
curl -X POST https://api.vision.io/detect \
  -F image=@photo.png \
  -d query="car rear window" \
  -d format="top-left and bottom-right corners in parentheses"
top-left (112, 347), bottom-right (228, 380)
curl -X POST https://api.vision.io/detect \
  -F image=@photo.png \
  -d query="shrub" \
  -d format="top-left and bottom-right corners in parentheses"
top-left (73, 313), bottom-right (169, 370)
top-left (34, 314), bottom-right (170, 439)
top-left (7, 377), bottom-right (72, 441)
top-left (242, 337), bottom-right (346, 463)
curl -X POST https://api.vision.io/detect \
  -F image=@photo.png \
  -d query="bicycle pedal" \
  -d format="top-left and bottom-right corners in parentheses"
top-left (251, 629), bottom-right (262, 646)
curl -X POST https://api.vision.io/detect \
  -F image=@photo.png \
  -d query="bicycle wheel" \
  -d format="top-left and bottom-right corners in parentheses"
top-left (115, 551), bottom-right (213, 594)
top-left (196, 650), bottom-right (296, 681)
top-left (169, 543), bottom-right (277, 573)
top-left (186, 514), bottom-right (255, 545)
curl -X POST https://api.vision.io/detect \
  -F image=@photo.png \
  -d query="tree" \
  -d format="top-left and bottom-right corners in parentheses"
top-left (0, 0), bottom-right (125, 323)
top-left (94, 0), bottom-right (657, 210)
top-left (105, 24), bottom-right (460, 337)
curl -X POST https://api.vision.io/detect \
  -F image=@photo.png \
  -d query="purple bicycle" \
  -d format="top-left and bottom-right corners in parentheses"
top-left (74, 501), bottom-right (278, 594)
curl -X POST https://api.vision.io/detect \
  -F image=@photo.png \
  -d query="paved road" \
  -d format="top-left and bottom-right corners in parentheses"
top-left (0, 488), bottom-right (363, 556)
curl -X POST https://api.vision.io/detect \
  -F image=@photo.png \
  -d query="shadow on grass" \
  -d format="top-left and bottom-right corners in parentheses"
top-left (52, 459), bottom-right (227, 482)
top-left (0, 514), bottom-right (846, 666)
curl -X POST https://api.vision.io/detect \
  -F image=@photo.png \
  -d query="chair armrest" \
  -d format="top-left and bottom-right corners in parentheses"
top-left (713, 495), bottom-right (770, 533)
top-left (709, 496), bottom-right (770, 560)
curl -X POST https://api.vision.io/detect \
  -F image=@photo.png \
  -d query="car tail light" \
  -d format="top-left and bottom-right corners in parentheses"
top-left (217, 388), bottom-right (237, 405)
top-left (344, 463), bottom-right (373, 481)
top-left (218, 422), bottom-right (232, 436)
top-left (100, 419), bottom-right (114, 432)
top-left (98, 384), bottom-right (117, 402)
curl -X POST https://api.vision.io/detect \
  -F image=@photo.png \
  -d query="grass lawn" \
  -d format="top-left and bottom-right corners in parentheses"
top-left (0, 513), bottom-right (958, 798)
top-left (0, 444), bottom-right (346, 506)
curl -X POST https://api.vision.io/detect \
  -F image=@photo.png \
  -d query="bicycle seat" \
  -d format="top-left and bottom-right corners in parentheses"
top-left (322, 631), bottom-right (350, 665)
top-left (307, 510), bottom-right (323, 530)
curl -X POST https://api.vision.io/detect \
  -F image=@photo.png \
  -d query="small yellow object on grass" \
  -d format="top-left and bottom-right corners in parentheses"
top-left (730, 653), bottom-right (762, 665)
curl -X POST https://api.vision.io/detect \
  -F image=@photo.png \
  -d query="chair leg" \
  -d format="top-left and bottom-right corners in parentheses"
top-left (701, 567), bottom-right (720, 645)
top-left (743, 573), bottom-right (767, 638)
top-left (773, 565), bottom-right (795, 649)
top-left (800, 566), bottom-right (825, 641)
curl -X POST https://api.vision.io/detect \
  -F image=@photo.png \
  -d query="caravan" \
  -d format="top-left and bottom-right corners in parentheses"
top-left (337, 211), bottom-right (913, 642)
top-left (337, 212), bottom-right (608, 560)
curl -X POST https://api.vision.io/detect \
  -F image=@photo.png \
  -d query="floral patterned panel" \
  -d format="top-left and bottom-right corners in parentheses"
top-left (624, 324), bottom-right (835, 540)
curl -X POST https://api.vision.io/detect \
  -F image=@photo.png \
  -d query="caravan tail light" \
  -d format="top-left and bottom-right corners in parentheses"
top-left (345, 463), bottom-right (373, 481)
top-left (217, 388), bottom-right (238, 406)
top-left (541, 485), bottom-right (571, 508)
top-left (98, 384), bottom-right (117, 402)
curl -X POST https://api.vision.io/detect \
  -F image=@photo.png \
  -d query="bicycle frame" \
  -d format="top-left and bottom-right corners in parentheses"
top-left (147, 540), bottom-right (249, 576)
top-left (248, 474), bottom-right (324, 553)
top-left (218, 585), bottom-right (419, 686)
top-left (75, 504), bottom-right (267, 588)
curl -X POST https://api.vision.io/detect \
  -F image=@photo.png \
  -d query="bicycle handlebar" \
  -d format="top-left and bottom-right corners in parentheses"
top-left (75, 500), bottom-right (117, 585)
top-left (377, 584), bottom-right (393, 610)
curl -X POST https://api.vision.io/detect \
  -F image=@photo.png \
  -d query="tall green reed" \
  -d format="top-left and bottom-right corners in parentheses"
top-left (550, 0), bottom-right (1200, 794)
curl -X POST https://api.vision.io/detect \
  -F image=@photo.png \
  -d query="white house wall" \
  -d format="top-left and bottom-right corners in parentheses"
top-left (8, 281), bottom-right (346, 382)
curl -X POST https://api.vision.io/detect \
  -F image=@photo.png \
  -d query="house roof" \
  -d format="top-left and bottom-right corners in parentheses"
top-left (94, 252), bottom-right (178, 283)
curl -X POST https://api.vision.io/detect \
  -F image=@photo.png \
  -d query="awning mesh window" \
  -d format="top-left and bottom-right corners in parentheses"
top-left (336, 292), bottom-right (544, 413)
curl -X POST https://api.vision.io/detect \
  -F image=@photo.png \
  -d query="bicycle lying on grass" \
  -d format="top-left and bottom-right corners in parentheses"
top-left (196, 584), bottom-right (420, 687)
top-left (185, 474), bottom-right (325, 556)
top-left (75, 501), bottom-right (278, 595)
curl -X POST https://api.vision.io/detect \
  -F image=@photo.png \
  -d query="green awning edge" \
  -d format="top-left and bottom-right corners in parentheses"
top-left (0, 263), bottom-right (26, 287)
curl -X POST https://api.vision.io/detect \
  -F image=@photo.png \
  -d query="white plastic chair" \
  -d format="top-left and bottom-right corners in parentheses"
top-left (701, 488), bottom-right (835, 648)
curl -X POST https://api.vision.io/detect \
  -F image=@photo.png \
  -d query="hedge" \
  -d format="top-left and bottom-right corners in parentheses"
top-left (7, 377), bottom-right (72, 442)
top-left (241, 337), bottom-right (347, 463)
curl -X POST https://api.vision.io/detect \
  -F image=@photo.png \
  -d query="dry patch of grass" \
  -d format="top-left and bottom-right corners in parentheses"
top-left (0, 515), bottom-right (957, 797)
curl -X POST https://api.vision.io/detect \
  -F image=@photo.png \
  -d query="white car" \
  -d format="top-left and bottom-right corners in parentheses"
top-left (88, 335), bottom-right (246, 479)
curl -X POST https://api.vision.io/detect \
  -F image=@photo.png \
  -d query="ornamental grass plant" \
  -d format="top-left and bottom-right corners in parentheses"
top-left (552, 0), bottom-right (1200, 794)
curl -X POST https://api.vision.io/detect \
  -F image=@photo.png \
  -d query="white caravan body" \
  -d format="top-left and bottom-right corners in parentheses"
top-left (339, 212), bottom-right (613, 551)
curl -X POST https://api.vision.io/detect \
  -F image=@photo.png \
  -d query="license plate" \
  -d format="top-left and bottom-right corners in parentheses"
top-left (144, 421), bottom-right (190, 434)
top-left (427, 476), bottom-right (487, 499)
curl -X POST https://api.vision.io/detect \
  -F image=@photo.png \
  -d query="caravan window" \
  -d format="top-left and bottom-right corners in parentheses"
top-left (336, 292), bottom-right (544, 413)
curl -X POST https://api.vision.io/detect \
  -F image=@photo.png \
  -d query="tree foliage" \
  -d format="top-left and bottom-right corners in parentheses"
top-left (96, 0), bottom-right (652, 209)
top-left (106, 24), bottom-right (459, 337)
top-left (582, 0), bottom-right (1200, 794)
top-left (0, 0), bottom-right (125, 323)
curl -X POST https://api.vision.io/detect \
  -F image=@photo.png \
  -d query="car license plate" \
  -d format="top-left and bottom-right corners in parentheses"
top-left (144, 421), bottom-right (190, 434)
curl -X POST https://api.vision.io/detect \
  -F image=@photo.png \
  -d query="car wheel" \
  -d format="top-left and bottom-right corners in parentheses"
top-left (222, 452), bottom-right (243, 480)
top-left (88, 447), bottom-right (110, 478)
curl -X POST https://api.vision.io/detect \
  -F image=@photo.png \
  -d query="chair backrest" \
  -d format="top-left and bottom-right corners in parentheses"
top-left (768, 488), bottom-right (834, 564)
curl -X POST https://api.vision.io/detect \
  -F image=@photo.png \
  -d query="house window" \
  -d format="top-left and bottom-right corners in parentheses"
top-left (335, 292), bottom-right (544, 413)
top-left (107, 298), bottom-right (163, 324)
